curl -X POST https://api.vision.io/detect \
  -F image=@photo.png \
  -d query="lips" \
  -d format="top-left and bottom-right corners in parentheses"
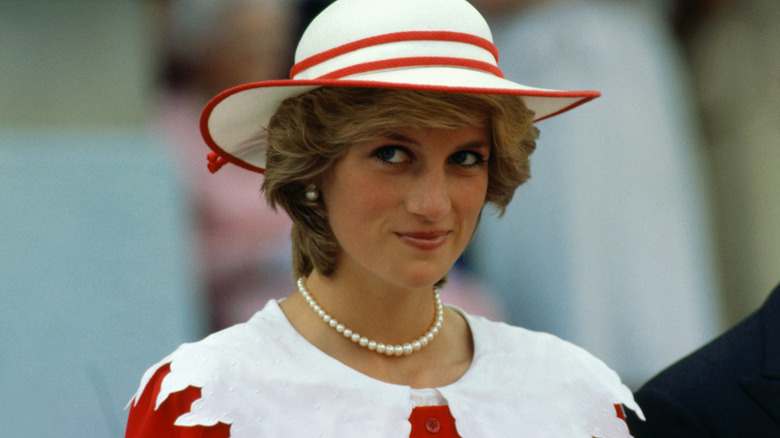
top-left (395, 231), bottom-right (451, 250)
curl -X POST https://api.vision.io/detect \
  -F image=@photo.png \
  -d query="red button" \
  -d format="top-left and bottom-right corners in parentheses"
top-left (425, 417), bottom-right (441, 433)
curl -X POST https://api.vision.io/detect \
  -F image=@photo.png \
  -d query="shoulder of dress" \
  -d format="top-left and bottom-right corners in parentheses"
top-left (462, 313), bottom-right (645, 427)
top-left (128, 306), bottom-right (276, 411)
top-left (466, 313), bottom-right (613, 368)
top-left (127, 301), bottom-right (416, 437)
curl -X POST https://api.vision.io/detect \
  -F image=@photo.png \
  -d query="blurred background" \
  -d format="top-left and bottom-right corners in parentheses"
top-left (1, 0), bottom-right (777, 436)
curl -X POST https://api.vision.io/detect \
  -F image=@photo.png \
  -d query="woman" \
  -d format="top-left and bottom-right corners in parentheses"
top-left (126, 0), bottom-right (643, 436)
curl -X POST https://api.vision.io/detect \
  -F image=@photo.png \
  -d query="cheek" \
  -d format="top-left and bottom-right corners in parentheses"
top-left (351, 175), bottom-right (398, 210)
top-left (456, 176), bottom-right (489, 218)
top-left (324, 172), bottom-right (400, 234)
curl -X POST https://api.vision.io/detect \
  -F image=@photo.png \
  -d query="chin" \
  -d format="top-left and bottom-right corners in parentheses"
top-left (389, 266), bottom-right (450, 291)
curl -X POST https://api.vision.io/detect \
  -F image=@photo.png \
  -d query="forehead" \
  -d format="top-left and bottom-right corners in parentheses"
top-left (347, 114), bottom-right (493, 144)
top-left (349, 125), bottom-right (491, 151)
top-left (343, 90), bottom-right (494, 125)
top-left (388, 124), bottom-right (489, 140)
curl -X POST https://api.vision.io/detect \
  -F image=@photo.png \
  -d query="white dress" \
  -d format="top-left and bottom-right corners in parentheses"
top-left (130, 300), bottom-right (643, 437)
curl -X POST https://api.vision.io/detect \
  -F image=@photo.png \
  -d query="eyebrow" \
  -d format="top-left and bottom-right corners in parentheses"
top-left (384, 131), bottom-right (417, 144)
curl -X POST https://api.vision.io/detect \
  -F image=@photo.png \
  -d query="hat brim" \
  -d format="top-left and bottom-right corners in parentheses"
top-left (201, 66), bottom-right (600, 173)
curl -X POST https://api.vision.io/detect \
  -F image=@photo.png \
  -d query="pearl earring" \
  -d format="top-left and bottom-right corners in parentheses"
top-left (305, 183), bottom-right (319, 201)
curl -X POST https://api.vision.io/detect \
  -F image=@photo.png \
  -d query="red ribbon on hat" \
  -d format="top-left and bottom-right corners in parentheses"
top-left (207, 152), bottom-right (228, 173)
top-left (318, 56), bottom-right (504, 80)
top-left (291, 30), bottom-right (501, 80)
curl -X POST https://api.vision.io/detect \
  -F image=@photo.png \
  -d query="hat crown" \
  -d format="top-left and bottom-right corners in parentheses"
top-left (292, 0), bottom-right (496, 80)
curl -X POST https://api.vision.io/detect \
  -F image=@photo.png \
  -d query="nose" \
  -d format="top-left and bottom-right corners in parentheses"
top-left (404, 168), bottom-right (451, 222)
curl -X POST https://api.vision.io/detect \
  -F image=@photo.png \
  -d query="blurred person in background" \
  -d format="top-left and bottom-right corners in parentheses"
top-left (677, 0), bottom-right (780, 324)
top-left (468, 0), bottom-right (723, 388)
top-left (155, 0), bottom-right (297, 330)
top-left (624, 0), bottom-right (780, 435)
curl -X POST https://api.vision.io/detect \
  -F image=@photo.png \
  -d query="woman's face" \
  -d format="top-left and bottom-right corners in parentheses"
top-left (321, 125), bottom-right (490, 291)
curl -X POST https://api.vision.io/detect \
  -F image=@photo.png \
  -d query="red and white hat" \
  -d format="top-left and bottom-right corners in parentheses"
top-left (201, 0), bottom-right (600, 174)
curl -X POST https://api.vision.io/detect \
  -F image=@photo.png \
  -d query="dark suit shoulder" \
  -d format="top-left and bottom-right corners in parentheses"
top-left (628, 283), bottom-right (780, 438)
top-left (642, 308), bottom-right (762, 398)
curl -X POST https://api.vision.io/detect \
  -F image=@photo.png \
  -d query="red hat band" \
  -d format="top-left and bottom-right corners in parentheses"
top-left (290, 31), bottom-right (504, 80)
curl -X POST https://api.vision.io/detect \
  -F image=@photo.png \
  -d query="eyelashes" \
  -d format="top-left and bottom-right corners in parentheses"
top-left (371, 146), bottom-right (487, 168)
top-left (450, 150), bottom-right (487, 166)
top-left (372, 146), bottom-right (410, 165)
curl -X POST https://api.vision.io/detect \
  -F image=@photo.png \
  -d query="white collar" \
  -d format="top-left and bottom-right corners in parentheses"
top-left (131, 300), bottom-right (642, 437)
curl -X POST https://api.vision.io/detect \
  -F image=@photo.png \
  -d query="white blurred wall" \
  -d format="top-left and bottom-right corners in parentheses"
top-left (1, 2), bottom-right (204, 436)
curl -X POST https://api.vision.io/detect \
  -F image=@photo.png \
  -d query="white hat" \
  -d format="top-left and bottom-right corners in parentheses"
top-left (201, 0), bottom-right (600, 173)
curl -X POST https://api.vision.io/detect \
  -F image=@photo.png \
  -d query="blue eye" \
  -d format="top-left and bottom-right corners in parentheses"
top-left (450, 150), bottom-right (485, 166)
top-left (373, 146), bottom-right (410, 165)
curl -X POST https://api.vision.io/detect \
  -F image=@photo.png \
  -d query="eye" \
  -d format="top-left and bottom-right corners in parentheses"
top-left (450, 150), bottom-right (486, 167)
top-left (373, 146), bottom-right (411, 165)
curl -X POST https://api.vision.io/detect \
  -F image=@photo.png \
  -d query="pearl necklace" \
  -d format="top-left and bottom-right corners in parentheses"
top-left (296, 277), bottom-right (444, 357)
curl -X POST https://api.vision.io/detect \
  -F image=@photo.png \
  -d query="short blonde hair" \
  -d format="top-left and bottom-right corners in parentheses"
top-left (262, 87), bottom-right (538, 280)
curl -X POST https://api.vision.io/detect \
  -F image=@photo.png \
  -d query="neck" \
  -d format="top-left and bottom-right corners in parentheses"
top-left (279, 270), bottom-right (474, 388)
top-left (303, 270), bottom-right (439, 345)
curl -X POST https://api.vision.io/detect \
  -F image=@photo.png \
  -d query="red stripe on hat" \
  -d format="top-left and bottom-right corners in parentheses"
top-left (290, 31), bottom-right (499, 79)
top-left (318, 56), bottom-right (505, 80)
